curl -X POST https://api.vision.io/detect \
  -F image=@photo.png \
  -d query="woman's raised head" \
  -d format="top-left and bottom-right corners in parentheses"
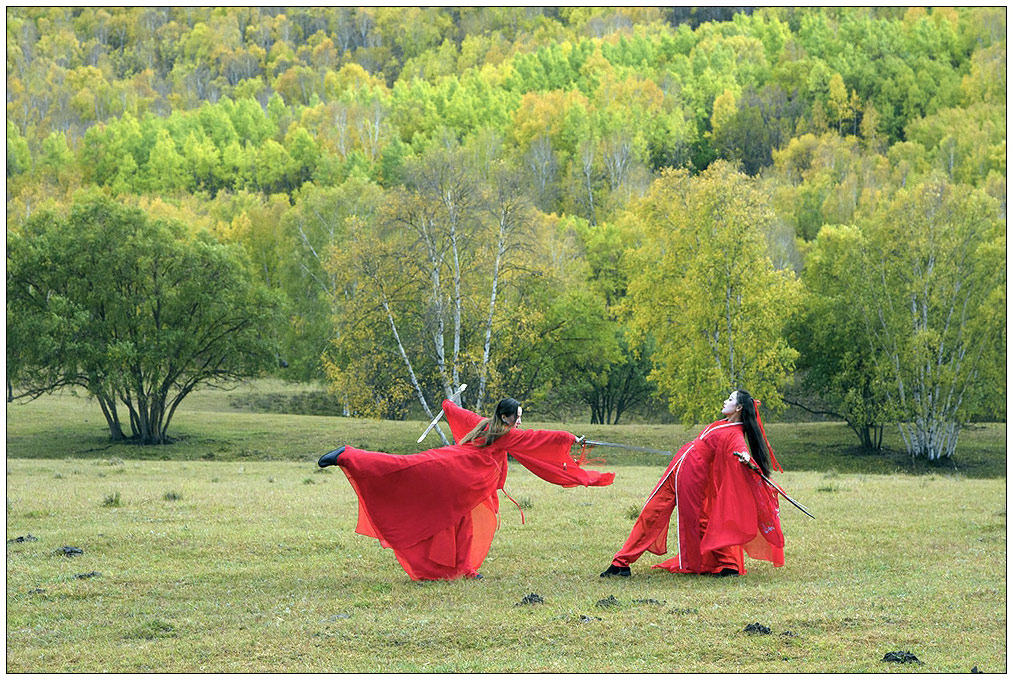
top-left (495, 398), bottom-right (522, 426)
top-left (460, 397), bottom-right (522, 447)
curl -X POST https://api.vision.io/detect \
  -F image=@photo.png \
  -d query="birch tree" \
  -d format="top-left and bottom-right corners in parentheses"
top-left (322, 204), bottom-right (451, 440)
top-left (857, 176), bottom-right (1004, 460)
top-left (404, 144), bottom-right (478, 399)
top-left (474, 160), bottom-right (530, 412)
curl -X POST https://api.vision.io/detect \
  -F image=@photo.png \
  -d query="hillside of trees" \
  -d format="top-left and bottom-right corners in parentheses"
top-left (6, 7), bottom-right (1006, 459)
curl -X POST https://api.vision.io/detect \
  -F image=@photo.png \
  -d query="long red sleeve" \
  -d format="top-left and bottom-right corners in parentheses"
top-left (502, 428), bottom-right (615, 488)
top-left (442, 399), bottom-right (483, 443)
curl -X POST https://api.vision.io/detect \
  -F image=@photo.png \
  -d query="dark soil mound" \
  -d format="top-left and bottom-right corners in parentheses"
top-left (7, 534), bottom-right (38, 543)
top-left (515, 593), bottom-right (544, 606)
top-left (595, 595), bottom-right (621, 608)
top-left (744, 622), bottom-right (771, 635)
top-left (883, 651), bottom-right (922, 664)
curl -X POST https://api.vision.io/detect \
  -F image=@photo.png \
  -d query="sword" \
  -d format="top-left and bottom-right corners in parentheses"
top-left (416, 383), bottom-right (467, 443)
top-left (583, 440), bottom-right (673, 456)
top-left (739, 456), bottom-right (815, 519)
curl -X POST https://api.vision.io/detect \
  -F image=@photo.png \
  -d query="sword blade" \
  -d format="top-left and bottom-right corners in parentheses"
top-left (750, 466), bottom-right (815, 519)
top-left (584, 440), bottom-right (672, 456)
top-left (416, 383), bottom-right (467, 443)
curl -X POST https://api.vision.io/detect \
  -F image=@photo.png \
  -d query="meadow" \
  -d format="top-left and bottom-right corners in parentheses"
top-left (6, 385), bottom-right (1007, 673)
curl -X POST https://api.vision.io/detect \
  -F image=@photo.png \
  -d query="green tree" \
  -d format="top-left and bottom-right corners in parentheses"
top-left (791, 225), bottom-right (891, 448)
top-left (6, 120), bottom-right (31, 177)
top-left (624, 161), bottom-right (802, 423)
top-left (279, 178), bottom-right (385, 380)
top-left (7, 194), bottom-right (280, 443)
top-left (569, 216), bottom-right (655, 424)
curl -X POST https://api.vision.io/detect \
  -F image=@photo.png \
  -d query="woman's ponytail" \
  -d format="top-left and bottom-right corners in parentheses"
top-left (735, 389), bottom-right (777, 477)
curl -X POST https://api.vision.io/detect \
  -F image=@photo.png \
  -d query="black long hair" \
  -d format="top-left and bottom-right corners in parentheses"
top-left (736, 389), bottom-right (773, 477)
top-left (459, 398), bottom-right (521, 448)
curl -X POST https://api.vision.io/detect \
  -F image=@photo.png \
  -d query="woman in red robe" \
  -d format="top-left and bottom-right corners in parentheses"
top-left (600, 389), bottom-right (784, 578)
top-left (318, 397), bottom-right (615, 581)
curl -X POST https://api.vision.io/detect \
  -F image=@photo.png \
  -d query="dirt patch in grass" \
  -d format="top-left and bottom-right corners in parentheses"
top-left (515, 593), bottom-right (544, 606)
top-left (7, 534), bottom-right (39, 543)
top-left (744, 622), bottom-right (771, 635)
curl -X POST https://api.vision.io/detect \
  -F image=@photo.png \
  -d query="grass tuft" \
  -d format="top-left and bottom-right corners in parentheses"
top-left (101, 491), bottom-right (121, 507)
top-left (163, 491), bottom-right (182, 501)
top-left (122, 618), bottom-right (176, 640)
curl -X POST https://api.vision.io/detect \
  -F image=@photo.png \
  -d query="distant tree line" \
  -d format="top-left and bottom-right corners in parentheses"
top-left (6, 7), bottom-right (1006, 461)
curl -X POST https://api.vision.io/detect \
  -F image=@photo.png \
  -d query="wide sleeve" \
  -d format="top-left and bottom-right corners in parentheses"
top-left (702, 429), bottom-right (784, 561)
top-left (499, 428), bottom-right (615, 488)
top-left (442, 399), bottom-right (484, 443)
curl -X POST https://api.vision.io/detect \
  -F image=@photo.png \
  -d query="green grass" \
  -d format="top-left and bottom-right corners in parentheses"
top-left (5, 459), bottom-right (1006, 672)
top-left (5, 386), bottom-right (1006, 478)
top-left (5, 385), bottom-right (1008, 672)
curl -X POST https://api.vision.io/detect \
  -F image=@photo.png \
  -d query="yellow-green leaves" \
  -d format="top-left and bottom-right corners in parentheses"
top-left (625, 161), bottom-right (801, 424)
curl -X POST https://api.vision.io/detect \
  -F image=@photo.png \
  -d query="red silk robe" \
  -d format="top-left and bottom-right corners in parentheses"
top-left (614, 420), bottom-right (784, 575)
top-left (337, 400), bottom-right (614, 580)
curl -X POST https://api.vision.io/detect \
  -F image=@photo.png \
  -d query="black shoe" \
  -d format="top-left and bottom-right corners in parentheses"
top-left (600, 564), bottom-right (631, 578)
top-left (714, 568), bottom-right (740, 577)
top-left (318, 446), bottom-right (345, 468)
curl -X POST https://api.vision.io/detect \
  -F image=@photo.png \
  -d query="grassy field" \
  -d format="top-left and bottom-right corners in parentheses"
top-left (6, 385), bottom-right (1008, 672)
top-left (5, 382), bottom-right (1007, 477)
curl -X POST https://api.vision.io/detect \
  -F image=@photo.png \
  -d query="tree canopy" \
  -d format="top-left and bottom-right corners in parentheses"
top-left (7, 194), bottom-right (281, 443)
top-left (6, 7), bottom-right (1006, 458)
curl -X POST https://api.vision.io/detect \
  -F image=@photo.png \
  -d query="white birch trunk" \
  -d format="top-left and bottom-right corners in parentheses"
top-left (476, 209), bottom-right (507, 412)
top-left (582, 143), bottom-right (597, 226)
top-left (380, 291), bottom-right (449, 445)
top-left (449, 200), bottom-right (462, 394)
top-left (419, 214), bottom-right (450, 393)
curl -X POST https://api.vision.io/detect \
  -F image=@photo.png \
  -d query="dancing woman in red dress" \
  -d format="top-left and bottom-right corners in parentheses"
top-left (600, 389), bottom-right (784, 578)
top-left (318, 397), bottom-right (614, 581)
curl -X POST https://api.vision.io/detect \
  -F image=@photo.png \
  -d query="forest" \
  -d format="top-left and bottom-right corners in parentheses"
top-left (5, 7), bottom-right (1006, 460)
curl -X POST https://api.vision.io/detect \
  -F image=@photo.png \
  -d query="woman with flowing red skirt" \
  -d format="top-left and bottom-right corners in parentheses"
top-left (600, 389), bottom-right (784, 578)
top-left (319, 397), bottom-right (614, 580)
